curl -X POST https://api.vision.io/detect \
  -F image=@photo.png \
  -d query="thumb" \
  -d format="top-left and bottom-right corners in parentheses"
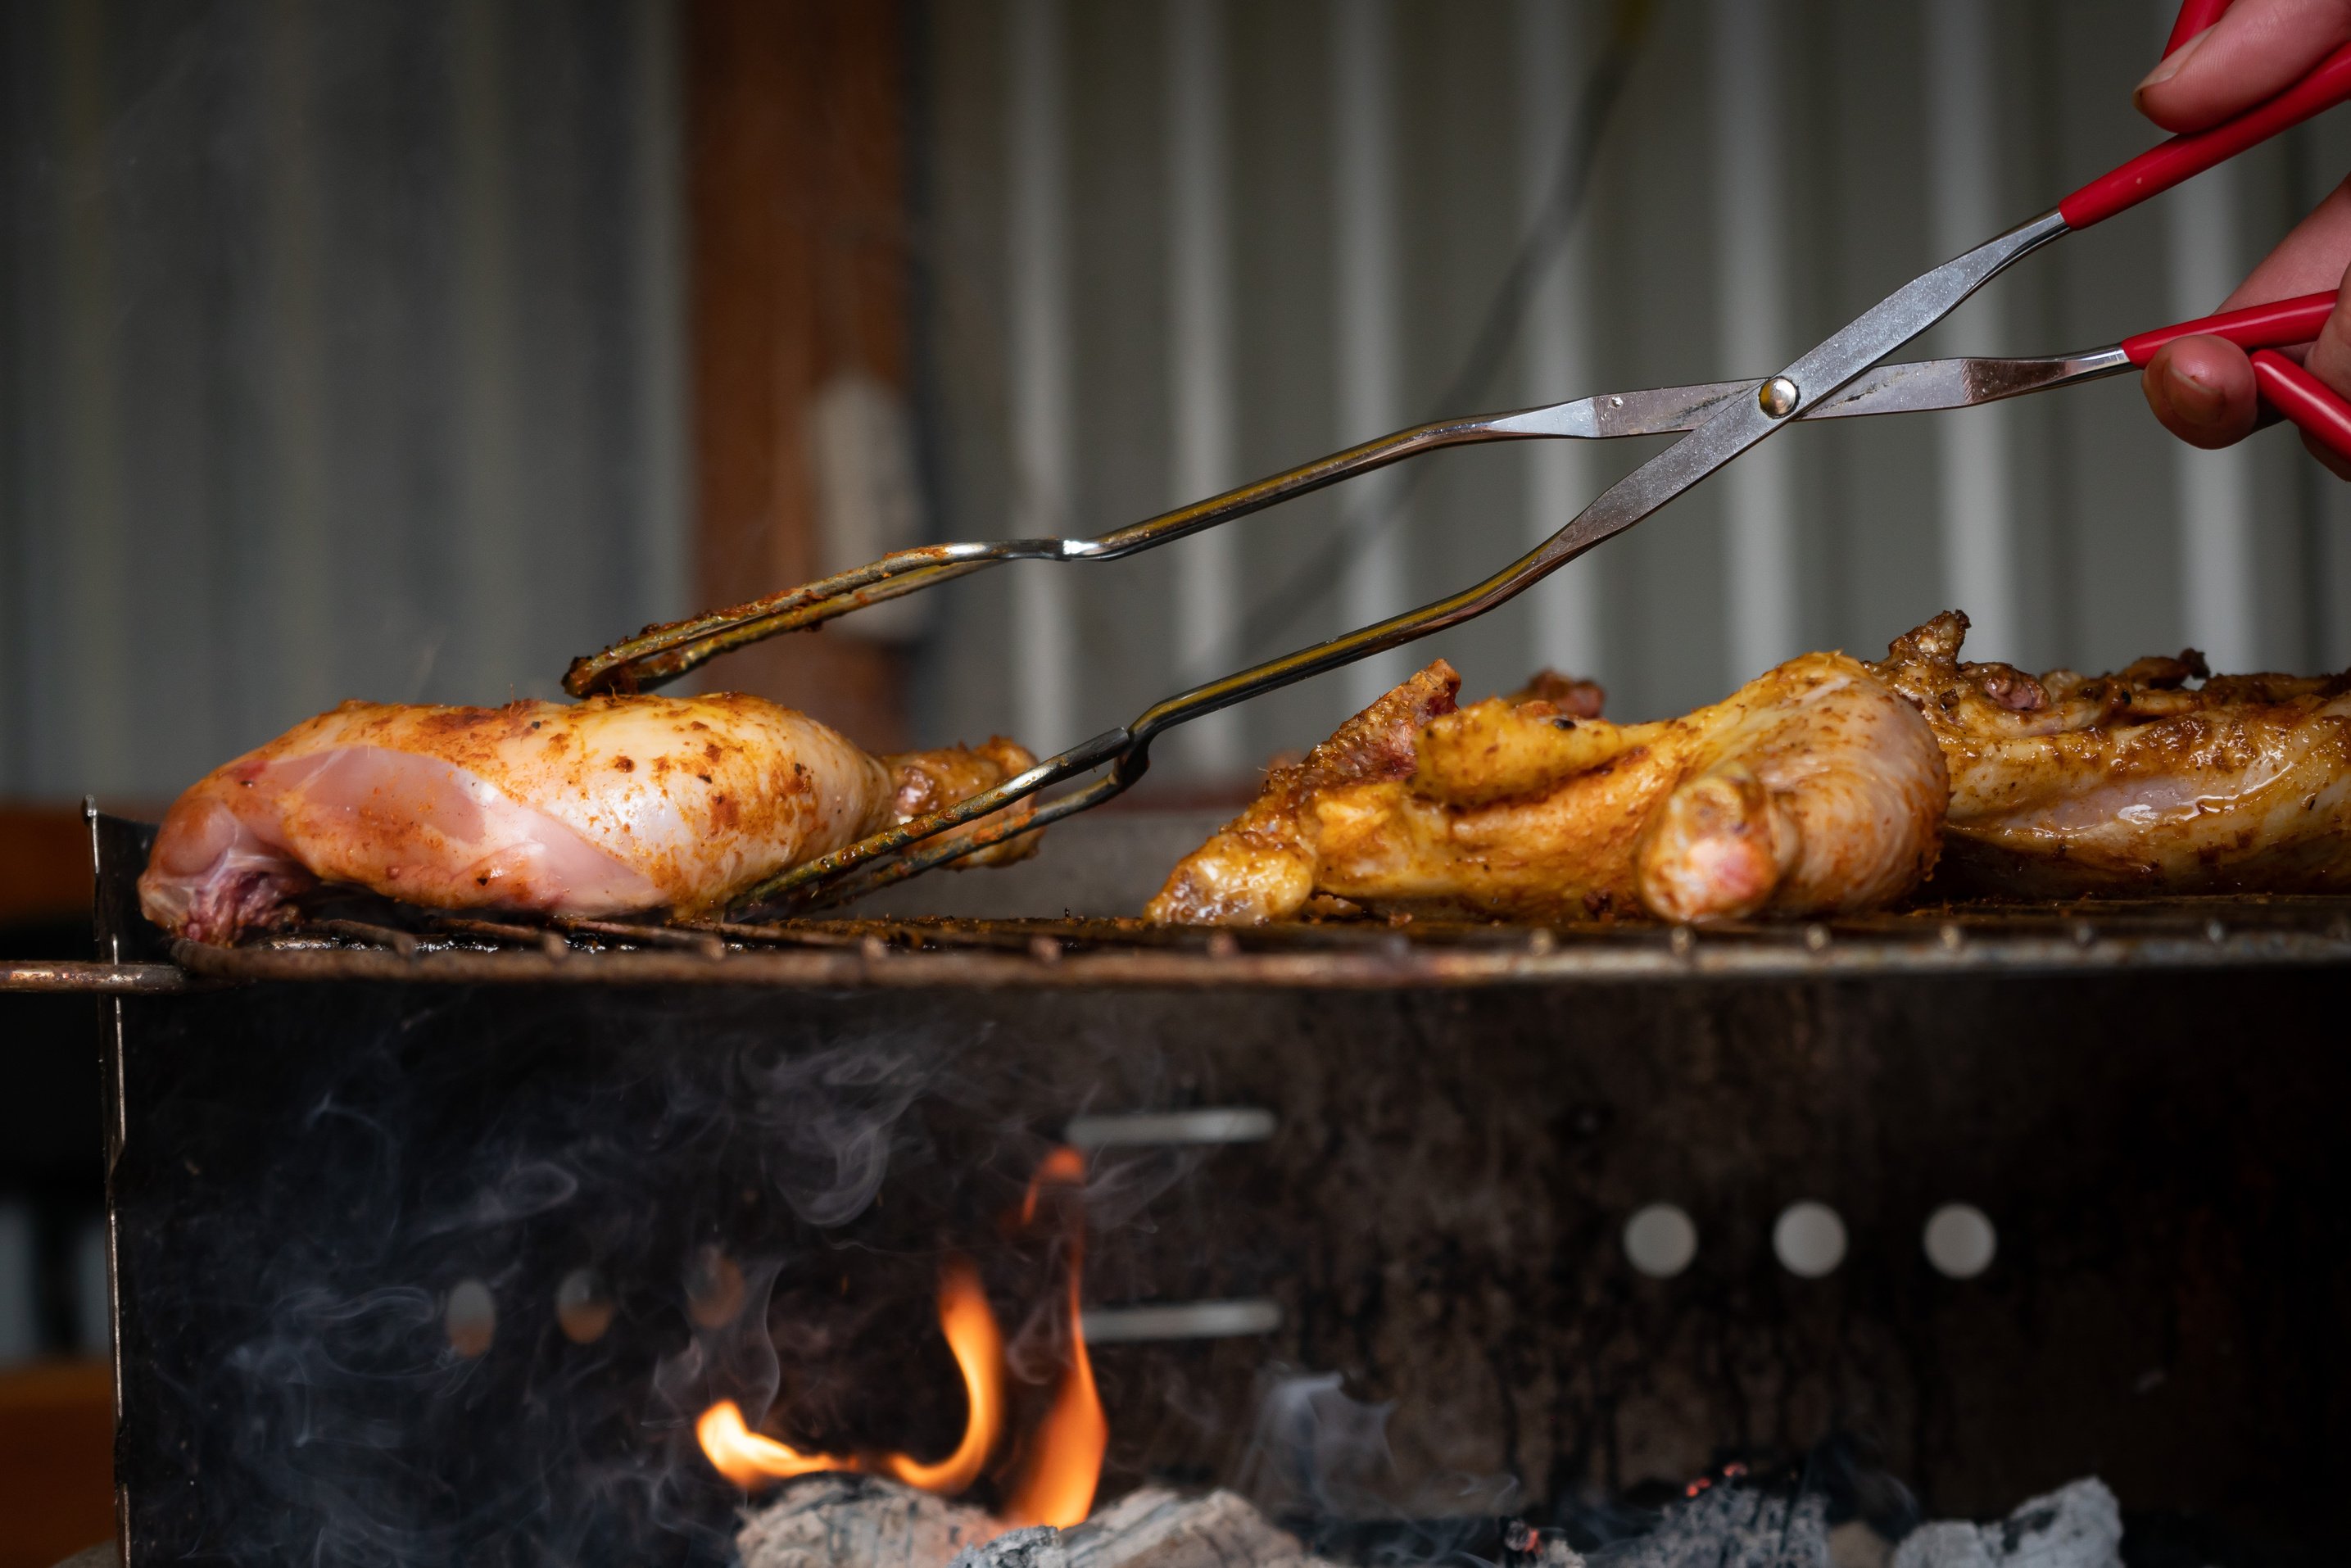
top-left (2136, 0), bottom-right (2351, 133)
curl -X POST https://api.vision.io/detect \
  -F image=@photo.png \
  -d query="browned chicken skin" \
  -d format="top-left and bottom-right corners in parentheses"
top-left (1148, 650), bottom-right (1948, 926)
top-left (1872, 611), bottom-right (2351, 897)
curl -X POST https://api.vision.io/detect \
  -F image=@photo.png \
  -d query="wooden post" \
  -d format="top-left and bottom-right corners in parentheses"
top-left (686, 0), bottom-right (911, 750)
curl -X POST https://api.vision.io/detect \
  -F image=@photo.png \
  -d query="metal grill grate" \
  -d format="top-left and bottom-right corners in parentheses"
top-left (115, 896), bottom-right (2351, 989)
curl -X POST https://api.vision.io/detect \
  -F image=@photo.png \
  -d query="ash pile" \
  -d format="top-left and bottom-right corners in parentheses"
top-left (736, 1479), bottom-right (1353, 1568)
top-left (731, 1472), bottom-right (2126, 1568)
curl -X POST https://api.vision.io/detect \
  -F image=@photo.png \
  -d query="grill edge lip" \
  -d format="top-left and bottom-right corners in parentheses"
top-left (29, 899), bottom-right (2335, 989)
top-left (0, 959), bottom-right (188, 994)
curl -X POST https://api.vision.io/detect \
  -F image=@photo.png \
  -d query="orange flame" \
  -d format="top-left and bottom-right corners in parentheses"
top-left (1001, 1147), bottom-right (1105, 1529)
top-left (696, 1399), bottom-right (849, 1489)
top-left (695, 1256), bottom-right (1004, 1497)
top-left (997, 1235), bottom-right (1103, 1526)
top-left (875, 1258), bottom-right (1005, 1494)
top-left (696, 1147), bottom-right (1105, 1529)
top-left (1019, 1144), bottom-right (1088, 1226)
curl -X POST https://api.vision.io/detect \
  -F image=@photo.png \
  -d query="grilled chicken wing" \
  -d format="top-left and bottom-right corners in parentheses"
top-left (1872, 611), bottom-right (2351, 896)
top-left (141, 693), bottom-right (1039, 943)
top-left (1147, 651), bottom-right (1947, 925)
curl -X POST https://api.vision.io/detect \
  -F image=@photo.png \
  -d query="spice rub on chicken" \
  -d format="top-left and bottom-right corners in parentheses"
top-left (1147, 651), bottom-right (1947, 926)
top-left (140, 694), bottom-right (1040, 944)
top-left (1871, 611), bottom-right (2351, 897)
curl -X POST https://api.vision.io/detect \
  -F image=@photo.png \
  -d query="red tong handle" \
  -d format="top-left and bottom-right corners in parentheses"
top-left (2062, 43), bottom-right (2351, 229)
top-left (2097, 4), bottom-right (2351, 469)
top-left (2065, 0), bottom-right (2347, 230)
top-left (2122, 289), bottom-right (2339, 365)
top-left (2122, 278), bottom-right (2351, 462)
top-left (2165, 0), bottom-right (2232, 59)
top-left (2252, 350), bottom-right (2351, 465)
top-left (2138, 2), bottom-right (2351, 469)
top-left (2129, 291), bottom-right (2351, 460)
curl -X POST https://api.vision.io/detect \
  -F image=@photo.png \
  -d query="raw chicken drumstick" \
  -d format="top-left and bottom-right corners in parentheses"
top-left (1147, 651), bottom-right (1948, 925)
top-left (1871, 611), bottom-right (2351, 897)
top-left (140, 693), bottom-right (1039, 944)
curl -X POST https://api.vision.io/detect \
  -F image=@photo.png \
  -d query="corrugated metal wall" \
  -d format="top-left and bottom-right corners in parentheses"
top-left (913, 0), bottom-right (2351, 780)
top-left (8, 0), bottom-right (2351, 803)
top-left (0, 0), bottom-right (687, 802)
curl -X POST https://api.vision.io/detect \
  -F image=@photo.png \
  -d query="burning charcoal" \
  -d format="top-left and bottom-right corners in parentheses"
top-left (1888, 1480), bottom-right (2121, 1568)
top-left (1503, 1517), bottom-right (1590, 1568)
top-left (951, 1525), bottom-right (1068, 1568)
top-left (1588, 1483), bottom-right (1829, 1567)
top-left (1062, 1486), bottom-right (1349, 1568)
top-left (736, 1475), bottom-right (1002, 1568)
top-left (737, 1480), bottom-right (1353, 1568)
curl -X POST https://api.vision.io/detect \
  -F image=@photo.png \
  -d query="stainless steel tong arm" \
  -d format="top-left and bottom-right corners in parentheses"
top-left (567, 242), bottom-right (2092, 705)
top-left (727, 210), bottom-right (2070, 914)
top-left (565, 410), bottom-right (1524, 699)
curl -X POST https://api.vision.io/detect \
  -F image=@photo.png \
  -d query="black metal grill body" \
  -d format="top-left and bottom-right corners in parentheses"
top-left (84, 818), bottom-right (2351, 1565)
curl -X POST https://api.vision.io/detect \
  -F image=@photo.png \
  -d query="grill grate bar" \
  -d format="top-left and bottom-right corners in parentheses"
top-left (120, 898), bottom-right (2351, 990)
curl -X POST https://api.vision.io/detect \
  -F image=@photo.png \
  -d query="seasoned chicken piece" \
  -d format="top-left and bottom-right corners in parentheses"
top-left (140, 693), bottom-right (1038, 944)
top-left (1872, 611), bottom-right (2351, 897)
top-left (1148, 652), bottom-right (1947, 925)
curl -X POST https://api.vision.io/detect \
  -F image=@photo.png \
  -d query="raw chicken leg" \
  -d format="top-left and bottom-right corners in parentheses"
top-left (141, 693), bottom-right (1037, 943)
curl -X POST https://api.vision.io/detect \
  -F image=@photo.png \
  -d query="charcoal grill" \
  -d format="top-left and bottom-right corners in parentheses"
top-left (14, 810), bottom-right (2351, 1565)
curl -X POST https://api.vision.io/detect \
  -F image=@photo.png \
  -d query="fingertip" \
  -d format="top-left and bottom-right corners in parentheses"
top-left (2145, 337), bottom-right (2258, 448)
top-left (2131, 24), bottom-right (2209, 130)
top-left (2131, 82), bottom-right (2196, 134)
top-left (2131, 79), bottom-right (2190, 133)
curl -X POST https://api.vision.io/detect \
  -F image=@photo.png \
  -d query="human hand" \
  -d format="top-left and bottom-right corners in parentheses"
top-left (2135, 0), bottom-right (2351, 475)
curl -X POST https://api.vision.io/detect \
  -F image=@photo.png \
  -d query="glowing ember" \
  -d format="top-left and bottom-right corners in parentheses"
top-left (696, 1148), bottom-right (1105, 1528)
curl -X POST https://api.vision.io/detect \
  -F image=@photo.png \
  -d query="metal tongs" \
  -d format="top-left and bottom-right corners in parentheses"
top-left (568, 0), bottom-right (2351, 916)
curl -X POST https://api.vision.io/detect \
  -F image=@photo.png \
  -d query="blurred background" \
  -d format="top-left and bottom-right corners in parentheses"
top-left (5, 0), bottom-right (2351, 1556)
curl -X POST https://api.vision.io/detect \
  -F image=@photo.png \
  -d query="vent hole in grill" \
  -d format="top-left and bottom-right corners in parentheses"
top-left (445, 1278), bottom-right (496, 1358)
top-left (1924, 1203), bottom-right (1998, 1280)
top-left (1773, 1202), bottom-right (1847, 1278)
top-left (1623, 1203), bottom-right (1697, 1278)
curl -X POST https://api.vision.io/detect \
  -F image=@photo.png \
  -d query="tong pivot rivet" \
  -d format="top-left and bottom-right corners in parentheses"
top-left (1759, 376), bottom-right (1801, 419)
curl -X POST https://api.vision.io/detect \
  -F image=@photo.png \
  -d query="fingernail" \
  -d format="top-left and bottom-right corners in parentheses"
top-left (2135, 25), bottom-right (2208, 97)
top-left (2164, 356), bottom-right (2224, 424)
